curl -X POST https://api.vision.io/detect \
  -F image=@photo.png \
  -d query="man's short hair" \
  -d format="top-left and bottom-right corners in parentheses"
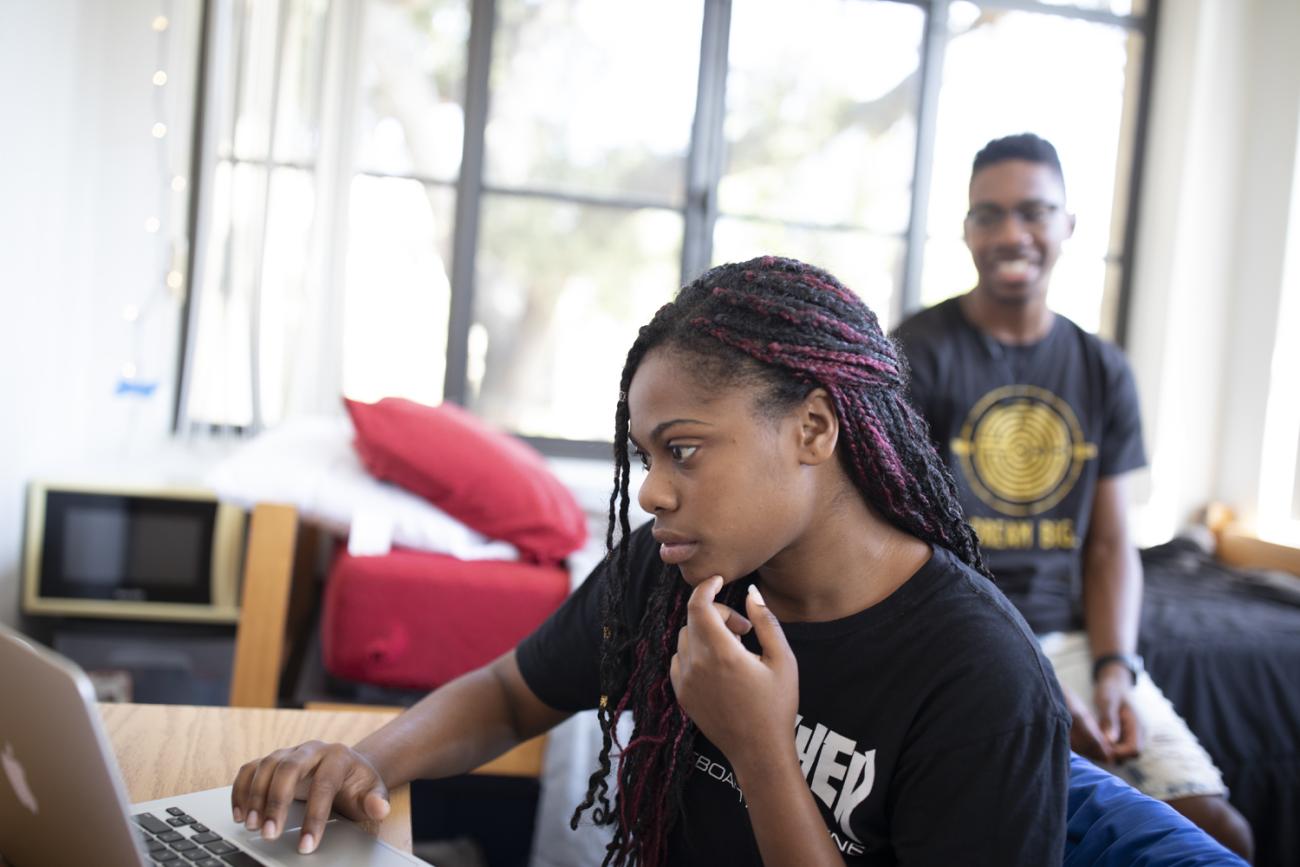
top-left (971, 133), bottom-right (1064, 184)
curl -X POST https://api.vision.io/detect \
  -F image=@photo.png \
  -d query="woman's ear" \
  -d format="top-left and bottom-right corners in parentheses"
top-left (796, 388), bottom-right (839, 465)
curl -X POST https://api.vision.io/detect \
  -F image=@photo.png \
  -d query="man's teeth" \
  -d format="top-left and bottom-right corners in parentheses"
top-left (996, 259), bottom-right (1031, 277)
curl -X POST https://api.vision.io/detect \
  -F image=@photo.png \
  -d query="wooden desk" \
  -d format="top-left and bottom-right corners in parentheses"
top-left (98, 703), bottom-right (412, 852)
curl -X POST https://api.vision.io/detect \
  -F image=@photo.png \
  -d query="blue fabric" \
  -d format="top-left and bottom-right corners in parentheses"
top-left (1065, 754), bottom-right (1246, 866)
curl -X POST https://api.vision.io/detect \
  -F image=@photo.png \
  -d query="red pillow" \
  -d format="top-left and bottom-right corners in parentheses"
top-left (345, 397), bottom-right (587, 564)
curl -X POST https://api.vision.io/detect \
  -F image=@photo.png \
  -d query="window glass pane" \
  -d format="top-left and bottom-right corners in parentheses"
top-left (187, 161), bottom-right (263, 426)
top-left (355, 0), bottom-right (468, 180)
top-left (342, 176), bottom-right (454, 406)
top-left (918, 237), bottom-right (976, 311)
top-left (720, 0), bottom-right (923, 233)
top-left (256, 168), bottom-right (318, 426)
top-left (921, 7), bottom-right (1140, 327)
top-left (1292, 434), bottom-right (1300, 524)
top-left (712, 219), bottom-right (902, 328)
top-left (271, 0), bottom-right (330, 164)
top-left (188, 163), bottom-right (318, 427)
top-left (472, 195), bottom-right (683, 441)
top-left (1013, 0), bottom-right (1146, 15)
top-left (1096, 259), bottom-right (1124, 343)
top-left (230, 0), bottom-right (282, 160)
top-left (485, 0), bottom-right (703, 205)
top-left (1044, 253), bottom-right (1108, 335)
top-left (225, 0), bottom-right (328, 164)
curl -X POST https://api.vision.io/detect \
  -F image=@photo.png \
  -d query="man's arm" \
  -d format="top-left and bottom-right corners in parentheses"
top-left (1081, 473), bottom-right (1144, 756)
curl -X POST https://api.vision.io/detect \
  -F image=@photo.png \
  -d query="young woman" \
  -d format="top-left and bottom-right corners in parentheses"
top-left (230, 256), bottom-right (1070, 865)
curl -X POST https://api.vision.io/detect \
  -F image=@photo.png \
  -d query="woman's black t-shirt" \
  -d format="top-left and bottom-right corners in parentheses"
top-left (517, 522), bottom-right (1071, 866)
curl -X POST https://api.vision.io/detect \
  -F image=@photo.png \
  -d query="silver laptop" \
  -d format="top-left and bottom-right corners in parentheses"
top-left (0, 622), bottom-right (425, 866)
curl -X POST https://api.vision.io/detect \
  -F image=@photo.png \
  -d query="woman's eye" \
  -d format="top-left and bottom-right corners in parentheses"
top-left (631, 447), bottom-right (650, 471)
top-left (668, 445), bottom-right (698, 463)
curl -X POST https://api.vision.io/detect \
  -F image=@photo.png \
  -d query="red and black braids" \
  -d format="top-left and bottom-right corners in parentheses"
top-left (572, 256), bottom-right (986, 866)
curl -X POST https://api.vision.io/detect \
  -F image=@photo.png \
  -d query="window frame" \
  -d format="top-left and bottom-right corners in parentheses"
top-left (174, 0), bottom-right (1159, 458)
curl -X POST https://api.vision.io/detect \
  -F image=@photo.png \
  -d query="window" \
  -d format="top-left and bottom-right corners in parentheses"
top-left (471, 0), bottom-right (702, 441)
top-left (919, 1), bottom-right (1149, 335)
top-left (177, 0), bottom-right (1157, 451)
top-left (1257, 138), bottom-right (1300, 545)
top-left (712, 0), bottom-right (924, 318)
top-left (181, 0), bottom-right (331, 429)
top-left (342, 0), bottom-right (469, 409)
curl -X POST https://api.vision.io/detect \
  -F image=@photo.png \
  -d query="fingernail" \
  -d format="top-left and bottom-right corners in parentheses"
top-left (748, 583), bottom-right (765, 606)
top-left (262, 819), bottom-right (277, 840)
top-left (233, 807), bottom-right (243, 823)
top-left (299, 833), bottom-right (316, 854)
top-left (245, 810), bottom-right (259, 830)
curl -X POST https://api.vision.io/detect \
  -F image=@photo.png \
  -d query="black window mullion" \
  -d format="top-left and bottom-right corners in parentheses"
top-left (1114, 0), bottom-right (1159, 350)
top-left (173, 0), bottom-right (218, 433)
top-left (444, 0), bottom-right (496, 407)
top-left (899, 0), bottom-right (949, 323)
top-left (681, 0), bottom-right (731, 285)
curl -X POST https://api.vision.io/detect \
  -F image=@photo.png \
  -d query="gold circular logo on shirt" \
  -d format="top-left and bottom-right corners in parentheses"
top-left (951, 385), bottom-right (1097, 516)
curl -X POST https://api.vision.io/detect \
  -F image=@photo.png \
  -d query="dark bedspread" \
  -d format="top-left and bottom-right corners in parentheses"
top-left (1138, 538), bottom-right (1300, 867)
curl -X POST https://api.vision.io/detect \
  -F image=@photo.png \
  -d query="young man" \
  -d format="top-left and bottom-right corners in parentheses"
top-left (893, 133), bottom-right (1253, 861)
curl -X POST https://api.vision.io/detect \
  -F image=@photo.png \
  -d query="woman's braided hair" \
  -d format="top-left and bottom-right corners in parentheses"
top-left (572, 256), bottom-right (986, 866)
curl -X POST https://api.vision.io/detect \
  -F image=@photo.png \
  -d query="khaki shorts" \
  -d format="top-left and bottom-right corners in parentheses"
top-left (1039, 631), bottom-right (1227, 801)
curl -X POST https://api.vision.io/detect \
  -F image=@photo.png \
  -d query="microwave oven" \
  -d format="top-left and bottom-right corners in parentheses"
top-left (22, 481), bottom-right (246, 623)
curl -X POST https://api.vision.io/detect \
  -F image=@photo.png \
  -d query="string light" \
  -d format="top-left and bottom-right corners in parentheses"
top-left (120, 1), bottom-right (179, 401)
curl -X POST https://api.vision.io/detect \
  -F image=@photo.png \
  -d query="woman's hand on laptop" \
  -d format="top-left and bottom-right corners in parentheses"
top-left (231, 740), bottom-right (390, 854)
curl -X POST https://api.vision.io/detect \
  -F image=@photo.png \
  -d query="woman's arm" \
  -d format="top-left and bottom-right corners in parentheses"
top-left (732, 746), bottom-right (847, 866)
top-left (671, 578), bottom-right (845, 866)
top-left (355, 648), bottom-right (570, 785)
top-left (232, 649), bottom-right (570, 853)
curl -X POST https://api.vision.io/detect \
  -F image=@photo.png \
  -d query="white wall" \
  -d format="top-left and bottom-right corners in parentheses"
top-left (1213, 0), bottom-right (1300, 523)
top-left (1126, 0), bottom-right (1300, 544)
top-left (0, 0), bottom-right (197, 628)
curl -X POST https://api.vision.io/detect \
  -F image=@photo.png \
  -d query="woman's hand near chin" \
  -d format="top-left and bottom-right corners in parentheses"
top-left (669, 576), bottom-right (799, 770)
top-left (672, 578), bottom-right (847, 865)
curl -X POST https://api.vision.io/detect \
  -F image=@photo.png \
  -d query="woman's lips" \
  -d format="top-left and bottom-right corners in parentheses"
top-left (658, 541), bottom-right (699, 565)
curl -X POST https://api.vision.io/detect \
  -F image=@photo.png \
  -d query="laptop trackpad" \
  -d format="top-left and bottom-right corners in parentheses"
top-left (133, 786), bottom-right (424, 866)
top-left (237, 821), bottom-right (422, 865)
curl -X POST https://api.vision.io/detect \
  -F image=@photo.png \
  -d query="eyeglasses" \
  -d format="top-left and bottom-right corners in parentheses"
top-left (965, 201), bottom-right (1061, 231)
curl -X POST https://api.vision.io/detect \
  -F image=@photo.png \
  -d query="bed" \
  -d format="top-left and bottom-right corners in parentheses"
top-left (1137, 530), bottom-right (1300, 867)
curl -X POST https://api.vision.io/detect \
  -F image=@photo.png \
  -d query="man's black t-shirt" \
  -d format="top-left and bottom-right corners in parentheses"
top-left (893, 297), bottom-right (1147, 634)
top-left (517, 522), bottom-right (1071, 866)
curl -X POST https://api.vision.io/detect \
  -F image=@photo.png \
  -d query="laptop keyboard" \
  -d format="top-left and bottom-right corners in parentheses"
top-left (132, 807), bottom-right (266, 866)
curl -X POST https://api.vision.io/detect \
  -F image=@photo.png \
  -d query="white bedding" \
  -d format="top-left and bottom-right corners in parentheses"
top-left (206, 416), bottom-right (520, 561)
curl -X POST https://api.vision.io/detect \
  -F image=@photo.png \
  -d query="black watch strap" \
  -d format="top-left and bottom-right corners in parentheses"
top-left (1092, 652), bottom-right (1142, 685)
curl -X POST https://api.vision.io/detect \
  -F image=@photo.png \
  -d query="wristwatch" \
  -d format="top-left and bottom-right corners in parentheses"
top-left (1091, 652), bottom-right (1144, 685)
